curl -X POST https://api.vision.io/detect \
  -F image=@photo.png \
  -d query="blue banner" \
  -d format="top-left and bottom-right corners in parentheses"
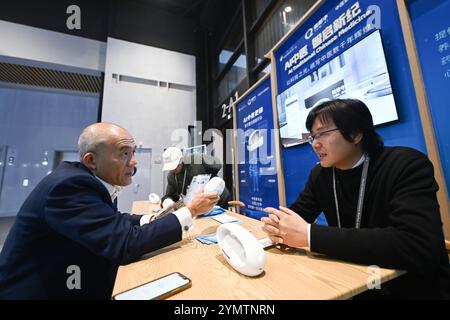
top-left (275, 0), bottom-right (378, 93)
top-left (274, 1), bottom-right (399, 148)
top-left (409, 0), bottom-right (450, 198)
top-left (274, 0), bottom-right (427, 220)
top-left (235, 76), bottom-right (279, 219)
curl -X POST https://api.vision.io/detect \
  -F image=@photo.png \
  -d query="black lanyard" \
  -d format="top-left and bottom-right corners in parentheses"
top-left (332, 155), bottom-right (370, 229)
top-left (175, 168), bottom-right (187, 198)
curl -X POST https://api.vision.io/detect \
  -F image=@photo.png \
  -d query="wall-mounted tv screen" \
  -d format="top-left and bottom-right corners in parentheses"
top-left (276, 30), bottom-right (399, 147)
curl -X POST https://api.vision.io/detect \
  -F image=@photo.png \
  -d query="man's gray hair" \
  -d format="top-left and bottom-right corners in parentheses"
top-left (78, 122), bottom-right (125, 160)
top-left (78, 127), bottom-right (100, 159)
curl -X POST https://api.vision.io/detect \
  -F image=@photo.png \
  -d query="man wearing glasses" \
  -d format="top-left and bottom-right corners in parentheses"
top-left (262, 99), bottom-right (450, 299)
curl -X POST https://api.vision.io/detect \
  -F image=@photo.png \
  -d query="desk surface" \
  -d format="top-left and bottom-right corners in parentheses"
top-left (113, 201), bottom-right (404, 300)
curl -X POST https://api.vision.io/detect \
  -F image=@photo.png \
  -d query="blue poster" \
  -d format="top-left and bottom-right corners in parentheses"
top-left (274, 1), bottom-right (400, 148)
top-left (275, 0), bottom-right (378, 93)
top-left (409, 0), bottom-right (450, 198)
top-left (235, 76), bottom-right (279, 219)
top-left (271, 0), bottom-right (427, 220)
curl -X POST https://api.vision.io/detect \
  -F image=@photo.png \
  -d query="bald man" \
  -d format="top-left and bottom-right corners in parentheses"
top-left (0, 123), bottom-right (219, 299)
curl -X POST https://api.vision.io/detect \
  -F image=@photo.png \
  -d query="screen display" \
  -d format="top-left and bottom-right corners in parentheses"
top-left (276, 30), bottom-right (399, 147)
top-left (183, 144), bottom-right (207, 155)
top-left (114, 273), bottom-right (190, 300)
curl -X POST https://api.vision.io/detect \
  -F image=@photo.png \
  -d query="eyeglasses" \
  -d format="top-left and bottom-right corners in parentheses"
top-left (307, 128), bottom-right (340, 145)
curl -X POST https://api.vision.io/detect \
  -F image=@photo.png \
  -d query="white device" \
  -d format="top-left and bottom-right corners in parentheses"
top-left (217, 223), bottom-right (266, 277)
top-left (247, 130), bottom-right (264, 151)
top-left (113, 272), bottom-right (191, 300)
top-left (204, 177), bottom-right (225, 196)
top-left (162, 198), bottom-right (175, 208)
top-left (148, 193), bottom-right (161, 204)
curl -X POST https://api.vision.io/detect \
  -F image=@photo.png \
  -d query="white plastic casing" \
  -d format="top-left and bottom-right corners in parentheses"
top-left (162, 198), bottom-right (175, 208)
top-left (148, 193), bottom-right (161, 204)
top-left (204, 177), bottom-right (225, 196)
top-left (217, 223), bottom-right (266, 277)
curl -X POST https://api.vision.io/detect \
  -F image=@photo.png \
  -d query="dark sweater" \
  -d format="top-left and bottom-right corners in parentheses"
top-left (162, 153), bottom-right (230, 208)
top-left (290, 146), bottom-right (450, 299)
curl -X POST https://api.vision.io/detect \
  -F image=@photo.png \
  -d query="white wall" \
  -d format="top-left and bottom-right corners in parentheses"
top-left (102, 37), bottom-right (197, 196)
top-left (0, 21), bottom-right (196, 200)
top-left (0, 20), bottom-right (106, 73)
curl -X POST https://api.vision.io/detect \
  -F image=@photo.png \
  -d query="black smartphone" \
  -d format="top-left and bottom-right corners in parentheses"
top-left (112, 272), bottom-right (192, 300)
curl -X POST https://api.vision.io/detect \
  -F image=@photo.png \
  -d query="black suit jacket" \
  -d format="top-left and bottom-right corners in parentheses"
top-left (0, 162), bottom-right (182, 299)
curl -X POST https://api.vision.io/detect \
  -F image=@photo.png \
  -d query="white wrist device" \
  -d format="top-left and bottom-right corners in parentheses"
top-left (148, 193), bottom-right (161, 204)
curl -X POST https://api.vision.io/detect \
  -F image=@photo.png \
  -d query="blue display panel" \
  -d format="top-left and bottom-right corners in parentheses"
top-left (277, 29), bottom-right (398, 147)
top-left (271, 0), bottom-right (427, 209)
top-left (235, 76), bottom-right (280, 219)
top-left (276, 1), bottom-right (376, 94)
top-left (409, 0), bottom-right (450, 198)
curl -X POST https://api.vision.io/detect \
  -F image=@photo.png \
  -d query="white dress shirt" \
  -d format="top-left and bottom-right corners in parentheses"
top-left (138, 207), bottom-right (193, 235)
top-left (95, 176), bottom-right (193, 235)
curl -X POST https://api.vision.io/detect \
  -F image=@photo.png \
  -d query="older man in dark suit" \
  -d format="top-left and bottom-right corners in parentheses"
top-left (0, 123), bottom-right (219, 299)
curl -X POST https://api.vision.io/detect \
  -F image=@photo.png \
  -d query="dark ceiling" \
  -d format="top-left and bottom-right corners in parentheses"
top-left (132, 0), bottom-right (240, 32)
top-left (0, 0), bottom-right (241, 54)
top-left (135, 0), bottom-right (208, 18)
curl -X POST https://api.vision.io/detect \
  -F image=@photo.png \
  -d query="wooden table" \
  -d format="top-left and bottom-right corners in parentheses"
top-left (113, 201), bottom-right (405, 299)
top-left (131, 201), bottom-right (161, 215)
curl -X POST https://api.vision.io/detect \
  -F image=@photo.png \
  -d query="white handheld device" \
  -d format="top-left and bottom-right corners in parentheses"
top-left (217, 223), bottom-right (266, 277)
top-left (204, 177), bottom-right (225, 196)
top-left (148, 193), bottom-right (161, 204)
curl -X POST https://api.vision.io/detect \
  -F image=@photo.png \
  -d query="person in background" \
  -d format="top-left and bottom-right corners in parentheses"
top-left (161, 147), bottom-right (230, 209)
top-left (0, 123), bottom-right (219, 299)
top-left (262, 99), bottom-right (450, 299)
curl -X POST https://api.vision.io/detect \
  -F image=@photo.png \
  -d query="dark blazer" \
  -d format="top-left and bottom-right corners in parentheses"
top-left (0, 162), bottom-right (182, 299)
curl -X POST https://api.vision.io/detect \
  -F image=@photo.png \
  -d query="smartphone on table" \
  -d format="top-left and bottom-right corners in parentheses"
top-left (113, 272), bottom-right (191, 300)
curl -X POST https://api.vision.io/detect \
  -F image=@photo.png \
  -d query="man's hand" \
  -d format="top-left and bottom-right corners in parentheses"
top-left (261, 206), bottom-right (309, 248)
top-left (260, 209), bottom-right (282, 244)
top-left (186, 191), bottom-right (219, 216)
